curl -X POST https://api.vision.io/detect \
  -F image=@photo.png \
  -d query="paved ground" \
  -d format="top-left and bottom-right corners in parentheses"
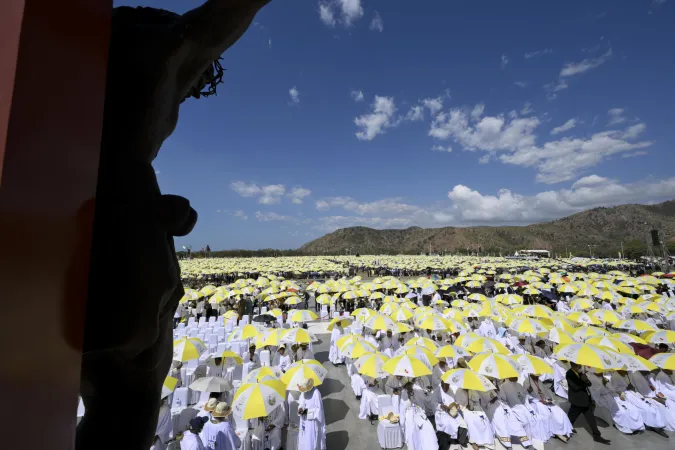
top-left (309, 327), bottom-right (673, 450)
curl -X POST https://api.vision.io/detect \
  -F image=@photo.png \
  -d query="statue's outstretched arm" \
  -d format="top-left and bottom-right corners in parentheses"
top-left (176, 0), bottom-right (272, 100)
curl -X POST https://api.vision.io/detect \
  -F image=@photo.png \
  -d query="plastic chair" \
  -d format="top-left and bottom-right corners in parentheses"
top-left (208, 316), bottom-right (216, 324)
top-left (241, 315), bottom-right (250, 325)
top-left (171, 387), bottom-right (189, 409)
top-left (259, 350), bottom-right (271, 367)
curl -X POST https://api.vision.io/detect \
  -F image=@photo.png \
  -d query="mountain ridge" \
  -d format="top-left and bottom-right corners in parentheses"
top-left (299, 200), bottom-right (675, 256)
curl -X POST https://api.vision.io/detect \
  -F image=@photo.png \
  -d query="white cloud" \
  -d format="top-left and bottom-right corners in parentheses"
top-left (422, 97), bottom-right (444, 116)
top-left (255, 211), bottom-right (292, 222)
top-left (289, 86), bottom-right (300, 105)
top-left (354, 96), bottom-right (398, 140)
top-left (470, 103), bottom-right (485, 121)
top-left (233, 210), bottom-right (248, 220)
top-left (514, 81), bottom-right (527, 88)
top-left (520, 102), bottom-right (534, 115)
top-left (288, 187), bottom-right (312, 204)
top-left (431, 145), bottom-right (452, 152)
top-left (339, 0), bottom-right (364, 24)
top-left (445, 176), bottom-right (675, 224)
top-left (370, 11), bottom-right (384, 32)
top-left (318, 2), bottom-right (336, 26)
top-left (524, 48), bottom-right (553, 59)
top-left (316, 200), bottom-right (330, 211)
top-left (559, 48), bottom-right (612, 77)
top-left (268, 39), bottom-right (272, 48)
top-left (621, 150), bottom-right (648, 158)
top-left (551, 118), bottom-right (578, 135)
top-left (500, 54), bottom-right (509, 70)
top-left (427, 103), bottom-right (653, 183)
top-left (405, 105), bottom-right (424, 122)
top-left (607, 108), bottom-right (626, 125)
top-left (571, 174), bottom-right (610, 189)
top-left (231, 181), bottom-right (287, 204)
top-left (350, 90), bottom-right (364, 102)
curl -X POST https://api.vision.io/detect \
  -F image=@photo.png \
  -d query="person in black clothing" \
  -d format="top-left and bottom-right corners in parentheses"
top-left (566, 362), bottom-right (610, 445)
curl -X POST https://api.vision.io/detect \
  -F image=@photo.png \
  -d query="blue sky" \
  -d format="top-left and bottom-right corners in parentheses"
top-left (116, 0), bottom-right (675, 250)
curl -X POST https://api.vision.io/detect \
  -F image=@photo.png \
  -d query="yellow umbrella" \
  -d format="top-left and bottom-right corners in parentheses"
top-left (570, 298), bottom-right (595, 310)
top-left (405, 336), bottom-right (438, 352)
top-left (340, 340), bottom-right (378, 358)
top-left (611, 332), bottom-right (647, 345)
top-left (327, 316), bottom-right (353, 331)
top-left (548, 328), bottom-right (576, 344)
top-left (614, 319), bottom-right (657, 333)
top-left (618, 353), bottom-right (658, 372)
top-left (281, 328), bottom-right (317, 344)
top-left (415, 315), bottom-right (451, 331)
top-left (465, 337), bottom-right (512, 355)
top-left (435, 345), bottom-right (473, 359)
top-left (232, 379), bottom-right (287, 419)
top-left (513, 354), bottom-right (553, 375)
top-left (573, 326), bottom-right (609, 341)
top-left (468, 353), bottom-right (520, 379)
top-left (364, 314), bottom-right (396, 331)
top-left (393, 322), bottom-right (413, 333)
top-left (441, 369), bottom-right (496, 391)
top-left (281, 360), bottom-right (327, 389)
top-left (618, 304), bottom-right (647, 315)
top-left (454, 332), bottom-right (482, 348)
top-left (509, 317), bottom-right (551, 335)
top-left (284, 296), bottom-right (304, 306)
top-left (162, 376), bottom-right (179, 399)
top-left (553, 343), bottom-right (620, 370)
top-left (315, 294), bottom-right (333, 305)
top-left (287, 309), bottom-right (318, 323)
top-left (514, 304), bottom-right (554, 319)
top-left (641, 330), bottom-right (675, 344)
top-left (227, 325), bottom-right (260, 342)
top-left (588, 309), bottom-right (621, 325)
top-left (256, 329), bottom-right (285, 348)
top-left (390, 307), bottom-right (415, 322)
top-left (383, 354), bottom-right (433, 377)
top-left (401, 346), bottom-right (440, 366)
top-left (336, 333), bottom-right (362, 349)
top-left (244, 366), bottom-right (282, 383)
top-left (173, 337), bottom-right (208, 362)
top-left (566, 311), bottom-right (602, 326)
top-left (354, 352), bottom-right (390, 378)
top-left (650, 353), bottom-right (675, 370)
top-left (585, 336), bottom-right (634, 354)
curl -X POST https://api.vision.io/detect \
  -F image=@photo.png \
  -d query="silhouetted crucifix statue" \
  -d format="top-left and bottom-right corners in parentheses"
top-left (77, 2), bottom-right (272, 449)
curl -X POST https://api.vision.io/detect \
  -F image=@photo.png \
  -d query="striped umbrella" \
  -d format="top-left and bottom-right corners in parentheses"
top-left (405, 336), bottom-right (438, 352)
top-left (441, 369), bottom-right (496, 392)
top-left (281, 328), bottom-right (317, 344)
top-left (244, 366), bottom-right (282, 383)
top-left (642, 330), bottom-right (675, 344)
top-left (513, 354), bottom-right (553, 375)
top-left (364, 314), bottom-right (396, 331)
top-left (614, 319), bottom-right (657, 333)
top-left (232, 379), bottom-right (286, 419)
top-left (162, 376), bottom-right (178, 399)
top-left (287, 309), bottom-right (318, 323)
top-left (465, 337), bottom-right (512, 355)
top-left (468, 353), bottom-right (520, 379)
top-left (281, 360), bottom-right (327, 389)
top-left (383, 354), bottom-right (433, 377)
top-left (553, 343), bottom-right (621, 370)
top-left (617, 353), bottom-right (658, 372)
top-left (650, 353), bottom-right (675, 370)
top-left (508, 317), bottom-right (551, 335)
top-left (340, 340), bottom-right (378, 359)
top-left (354, 352), bottom-right (390, 379)
top-left (585, 336), bottom-right (634, 354)
top-left (173, 337), bottom-right (208, 362)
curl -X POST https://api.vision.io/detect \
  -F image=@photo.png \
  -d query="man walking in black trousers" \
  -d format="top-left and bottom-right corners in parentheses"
top-left (566, 362), bottom-right (611, 445)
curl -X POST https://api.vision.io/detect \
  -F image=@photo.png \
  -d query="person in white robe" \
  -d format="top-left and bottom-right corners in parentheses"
top-left (403, 402), bottom-right (438, 450)
top-left (351, 371), bottom-right (367, 399)
top-left (328, 324), bottom-right (345, 365)
top-left (432, 360), bottom-right (449, 388)
top-left (385, 375), bottom-right (407, 396)
top-left (524, 374), bottom-right (573, 442)
top-left (295, 343), bottom-right (314, 361)
top-left (151, 399), bottom-right (173, 450)
top-left (463, 391), bottom-right (495, 448)
top-left (605, 372), bottom-right (646, 434)
top-left (205, 357), bottom-right (224, 378)
top-left (272, 345), bottom-right (292, 373)
top-left (358, 378), bottom-right (380, 419)
top-left (613, 371), bottom-right (668, 435)
top-left (435, 401), bottom-right (464, 441)
top-left (629, 370), bottom-right (675, 432)
top-left (200, 402), bottom-right (241, 450)
top-left (653, 370), bottom-right (675, 402)
top-left (244, 345), bottom-right (260, 372)
top-left (379, 330), bottom-right (394, 356)
top-left (181, 417), bottom-right (207, 450)
top-left (297, 378), bottom-right (327, 450)
top-left (365, 331), bottom-right (378, 348)
top-left (484, 389), bottom-right (532, 449)
top-left (410, 377), bottom-right (435, 416)
top-left (495, 379), bottom-right (534, 448)
top-left (251, 404), bottom-right (285, 450)
top-left (552, 360), bottom-right (569, 399)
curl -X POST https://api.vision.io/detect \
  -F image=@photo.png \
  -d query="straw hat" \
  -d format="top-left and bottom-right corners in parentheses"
top-left (211, 402), bottom-right (233, 418)
top-left (297, 377), bottom-right (314, 393)
top-left (204, 398), bottom-right (218, 412)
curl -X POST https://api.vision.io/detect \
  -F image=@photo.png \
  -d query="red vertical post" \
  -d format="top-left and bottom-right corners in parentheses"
top-left (0, 1), bottom-right (111, 449)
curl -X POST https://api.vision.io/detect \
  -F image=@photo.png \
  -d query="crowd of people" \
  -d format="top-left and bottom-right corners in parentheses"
top-left (147, 258), bottom-right (675, 450)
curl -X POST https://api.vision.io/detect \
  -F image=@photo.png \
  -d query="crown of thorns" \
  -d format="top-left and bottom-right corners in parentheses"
top-left (113, 6), bottom-right (225, 102)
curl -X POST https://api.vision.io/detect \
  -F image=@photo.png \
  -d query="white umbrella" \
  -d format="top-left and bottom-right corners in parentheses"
top-left (189, 376), bottom-right (233, 392)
